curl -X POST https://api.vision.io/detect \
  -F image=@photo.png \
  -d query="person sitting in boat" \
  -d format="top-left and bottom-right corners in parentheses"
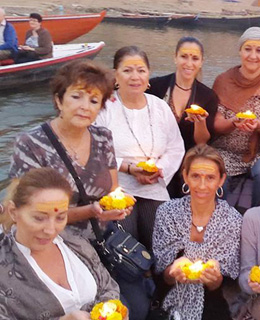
top-left (153, 144), bottom-right (242, 320)
top-left (9, 59), bottom-right (132, 241)
top-left (212, 27), bottom-right (260, 212)
top-left (15, 13), bottom-right (52, 63)
top-left (147, 36), bottom-right (218, 198)
top-left (0, 167), bottom-right (121, 320)
top-left (0, 7), bottom-right (18, 61)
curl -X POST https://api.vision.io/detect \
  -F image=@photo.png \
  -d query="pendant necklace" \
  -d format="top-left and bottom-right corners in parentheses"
top-left (54, 122), bottom-right (85, 162)
top-left (175, 82), bottom-right (192, 91)
top-left (117, 91), bottom-right (154, 158)
top-left (192, 221), bottom-right (208, 233)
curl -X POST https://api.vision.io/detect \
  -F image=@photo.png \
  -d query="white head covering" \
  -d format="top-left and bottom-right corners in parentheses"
top-left (238, 26), bottom-right (260, 49)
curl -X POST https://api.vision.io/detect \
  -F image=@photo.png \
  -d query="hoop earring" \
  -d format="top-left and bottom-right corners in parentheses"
top-left (147, 83), bottom-right (151, 90)
top-left (114, 82), bottom-right (119, 90)
top-left (216, 186), bottom-right (223, 198)
top-left (0, 203), bottom-right (4, 214)
top-left (182, 183), bottom-right (190, 195)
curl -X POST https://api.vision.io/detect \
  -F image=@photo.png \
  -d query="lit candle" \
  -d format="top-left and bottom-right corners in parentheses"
top-left (100, 302), bottom-right (117, 317)
top-left (137, 159), bottom-right (159, 172)
top-left (182, 260), bottom-right (211, 280)
top-left (185, 104), bottom-right (207, 115)
top-left (236, 110), bottom-right (257, 119)
top-left (99, 187), bottom-right (135, 210)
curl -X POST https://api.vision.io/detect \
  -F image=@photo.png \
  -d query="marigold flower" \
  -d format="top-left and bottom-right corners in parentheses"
top-left (236, 110), bottom-right (256, 119)
top-left (90, 300), bottom-right (127, 320)
top-left (185, 104), bottom-right (206, 115)
top-left (99, 188), bottom-right (134, 210)
top-left (250, 266), bottom-right (260, 283)
top-left (137, 161), bottom-right (158, 173)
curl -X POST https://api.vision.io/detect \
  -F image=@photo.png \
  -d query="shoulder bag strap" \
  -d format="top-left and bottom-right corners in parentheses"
top-left (41, 122), bottom-right (104, 242)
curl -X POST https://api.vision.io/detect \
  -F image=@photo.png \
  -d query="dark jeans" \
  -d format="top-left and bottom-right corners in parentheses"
top-left (15, 50), bottom-right (40, 64)
top-left (116, 274), bottom-right (155, 320)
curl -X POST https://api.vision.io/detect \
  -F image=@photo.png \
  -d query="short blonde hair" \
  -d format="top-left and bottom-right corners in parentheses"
top-left (181, 144), bottom-right (226, 177)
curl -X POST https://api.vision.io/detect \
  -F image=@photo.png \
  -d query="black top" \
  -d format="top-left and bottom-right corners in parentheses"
top-left (147, 73), bottom-right (218, 151)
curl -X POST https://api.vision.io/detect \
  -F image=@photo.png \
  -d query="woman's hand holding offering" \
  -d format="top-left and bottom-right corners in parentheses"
top-left (185, 111), bottom-right (209, 123)
top-left (248, 280), bottom-right (260, 294)
top-left (199, 259), bottom-right (223, 290)
top-left (130, 164), bottom-right (163, 185)
top-left (166, 257), bottom-right (193, 284)
top-left (92, 201), bottom-right (133, 221)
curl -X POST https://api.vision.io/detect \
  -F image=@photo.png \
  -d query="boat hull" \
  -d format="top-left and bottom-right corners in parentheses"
top-left (7, 11), bottom-right (106, 44)
top-left (0, 42), bottom-right (105, 90)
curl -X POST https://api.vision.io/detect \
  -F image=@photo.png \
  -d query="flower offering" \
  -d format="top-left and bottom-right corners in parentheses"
top-left (90, 299), bottom-right (128, 320)
top-left (137, 159), bottom-right (159, 173)
top-left (99, 187), bottom-right (135, 210)
top-left (181, 260), bottom-right (214, 280)
top-left (185, 104), bottom-right (207, 116)
top-left (249, 265), bottom-right (260, 283)
top-left (236, 110), bottom-right (256, 119)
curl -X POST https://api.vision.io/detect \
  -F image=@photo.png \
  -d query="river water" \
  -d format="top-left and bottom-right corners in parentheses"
top-left (0, 21), bottom-right (242, 194)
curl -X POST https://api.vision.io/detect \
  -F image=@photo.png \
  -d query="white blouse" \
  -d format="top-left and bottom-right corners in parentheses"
top-left (95, 92), bottom-right (185, 201)
top-left (16, 236), bottom-right (97, 314)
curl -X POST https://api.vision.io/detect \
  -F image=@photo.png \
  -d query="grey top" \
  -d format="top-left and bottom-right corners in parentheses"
top-left (0, 230), bottom-right (119, 320)
top-left (239, 206), bottom-right (260, 295)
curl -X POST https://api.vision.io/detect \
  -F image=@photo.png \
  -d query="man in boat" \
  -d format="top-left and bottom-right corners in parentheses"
top-left (0, 7), bottom-right (18, 61)
top-left (15, 13), bottom-right (52, 63)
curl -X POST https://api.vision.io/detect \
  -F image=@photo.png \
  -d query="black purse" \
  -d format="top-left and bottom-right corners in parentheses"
top-left (41, 122), bottom-right (154, 281)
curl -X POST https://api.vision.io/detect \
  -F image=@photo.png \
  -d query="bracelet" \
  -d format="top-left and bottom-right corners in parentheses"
top-left (127, 163), bottom-right (132, 175)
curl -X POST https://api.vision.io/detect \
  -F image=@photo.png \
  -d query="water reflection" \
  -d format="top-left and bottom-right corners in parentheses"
top-left (0, 21), bottom-right (242, 193)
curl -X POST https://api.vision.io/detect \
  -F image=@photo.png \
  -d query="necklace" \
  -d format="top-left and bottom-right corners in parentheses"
top-left (175, 82), bottom-right (192, 91)
top-left (117, 91), bottom-right (154, 158)
top-left (54, 122), bottom-right (85, 162)
top-left (192, 221), bottom-right (207, 233)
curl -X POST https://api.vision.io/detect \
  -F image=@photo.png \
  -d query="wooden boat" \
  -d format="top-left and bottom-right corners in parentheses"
top-left (105, 12), bottom-right (195, 26)
top-left (0, 42), bottom-right (105, 90)
top-left (188, 14), bottom-right (260, 30)
top-left (7, 11), bottom-right (106, 44)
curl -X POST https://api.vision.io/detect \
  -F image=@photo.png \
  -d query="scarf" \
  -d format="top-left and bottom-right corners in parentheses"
top-left (213, 66), bottom-right (260, 162)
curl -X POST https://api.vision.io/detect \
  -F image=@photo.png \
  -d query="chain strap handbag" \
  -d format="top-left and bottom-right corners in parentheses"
top-left (41, 122), bottom-right (154, 281)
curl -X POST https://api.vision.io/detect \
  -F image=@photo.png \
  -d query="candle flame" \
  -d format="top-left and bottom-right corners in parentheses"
top-left (244, 110), bottom-right (253, 115)
top-left (188, 260), bottom-right (204, 272)
top-left (110, 187), bottom-right (125, 200)
top-left (146, 159), bottom-right (155, 166)
top-left (190, 104), bottom-right (201, 110)
top-left (100, 302), bottom-right (117, 317)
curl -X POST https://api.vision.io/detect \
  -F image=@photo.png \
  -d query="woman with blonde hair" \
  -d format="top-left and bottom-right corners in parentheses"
top-left (0, 167), bottom-right (120, 320)
top-left (153, 144), bottom-right (242, 320)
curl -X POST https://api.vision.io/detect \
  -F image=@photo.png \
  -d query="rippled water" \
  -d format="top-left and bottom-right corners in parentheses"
top-left (0, 21), bottom-right (242, 195)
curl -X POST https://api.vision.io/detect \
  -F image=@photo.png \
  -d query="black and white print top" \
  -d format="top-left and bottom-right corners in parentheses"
top-left (153, 196), bottom-right (242, 320)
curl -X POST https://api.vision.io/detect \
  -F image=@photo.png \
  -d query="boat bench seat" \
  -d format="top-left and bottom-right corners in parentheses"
top-left (0, 59), bottom-right (15, 66)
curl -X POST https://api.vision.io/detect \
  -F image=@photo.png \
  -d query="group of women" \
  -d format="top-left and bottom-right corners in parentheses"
top-left (0, 25), bottom-right (260, 320)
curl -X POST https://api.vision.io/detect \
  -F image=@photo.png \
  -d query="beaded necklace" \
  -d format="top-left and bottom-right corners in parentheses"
top-left (117, 91), bottom-right (154, 158)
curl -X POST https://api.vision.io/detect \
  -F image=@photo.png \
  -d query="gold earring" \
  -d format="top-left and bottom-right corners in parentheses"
top-left (147, 83), bottom-right (151, 90)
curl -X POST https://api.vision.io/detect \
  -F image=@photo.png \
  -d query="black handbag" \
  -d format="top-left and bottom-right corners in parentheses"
top-left (41, 122), bottom-right (154, 281)
top-left (94, 221), bottom-right (154, 281)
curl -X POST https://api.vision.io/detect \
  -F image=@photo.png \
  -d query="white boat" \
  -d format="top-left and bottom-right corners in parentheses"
top-left (0, 42), bottom-right (105, 90)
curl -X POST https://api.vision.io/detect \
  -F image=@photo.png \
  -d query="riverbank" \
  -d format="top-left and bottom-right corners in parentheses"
top-left (2, 0), bottom-right (260, 17)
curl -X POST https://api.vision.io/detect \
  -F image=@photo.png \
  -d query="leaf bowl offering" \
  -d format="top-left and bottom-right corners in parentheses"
top-left (136, 159), bottom-right (159, 173)
top-left (99, 187), bottom-right (135, 210)
top-left (236, 110), bottom-right (256, 120)
top-left (185, 104), bottom-right (207, 116)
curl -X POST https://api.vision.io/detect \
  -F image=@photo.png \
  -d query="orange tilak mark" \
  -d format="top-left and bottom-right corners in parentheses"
top-left (179, 48), bottom-right (201, 56)
top-left (36, 200), bottom-right (69, 212)
top-left (190, 164), bottom-right (216, 172)
top-left (242, 40), bottom-right (260, 48)
top-left (121, 59), bottom-right (146, 67)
